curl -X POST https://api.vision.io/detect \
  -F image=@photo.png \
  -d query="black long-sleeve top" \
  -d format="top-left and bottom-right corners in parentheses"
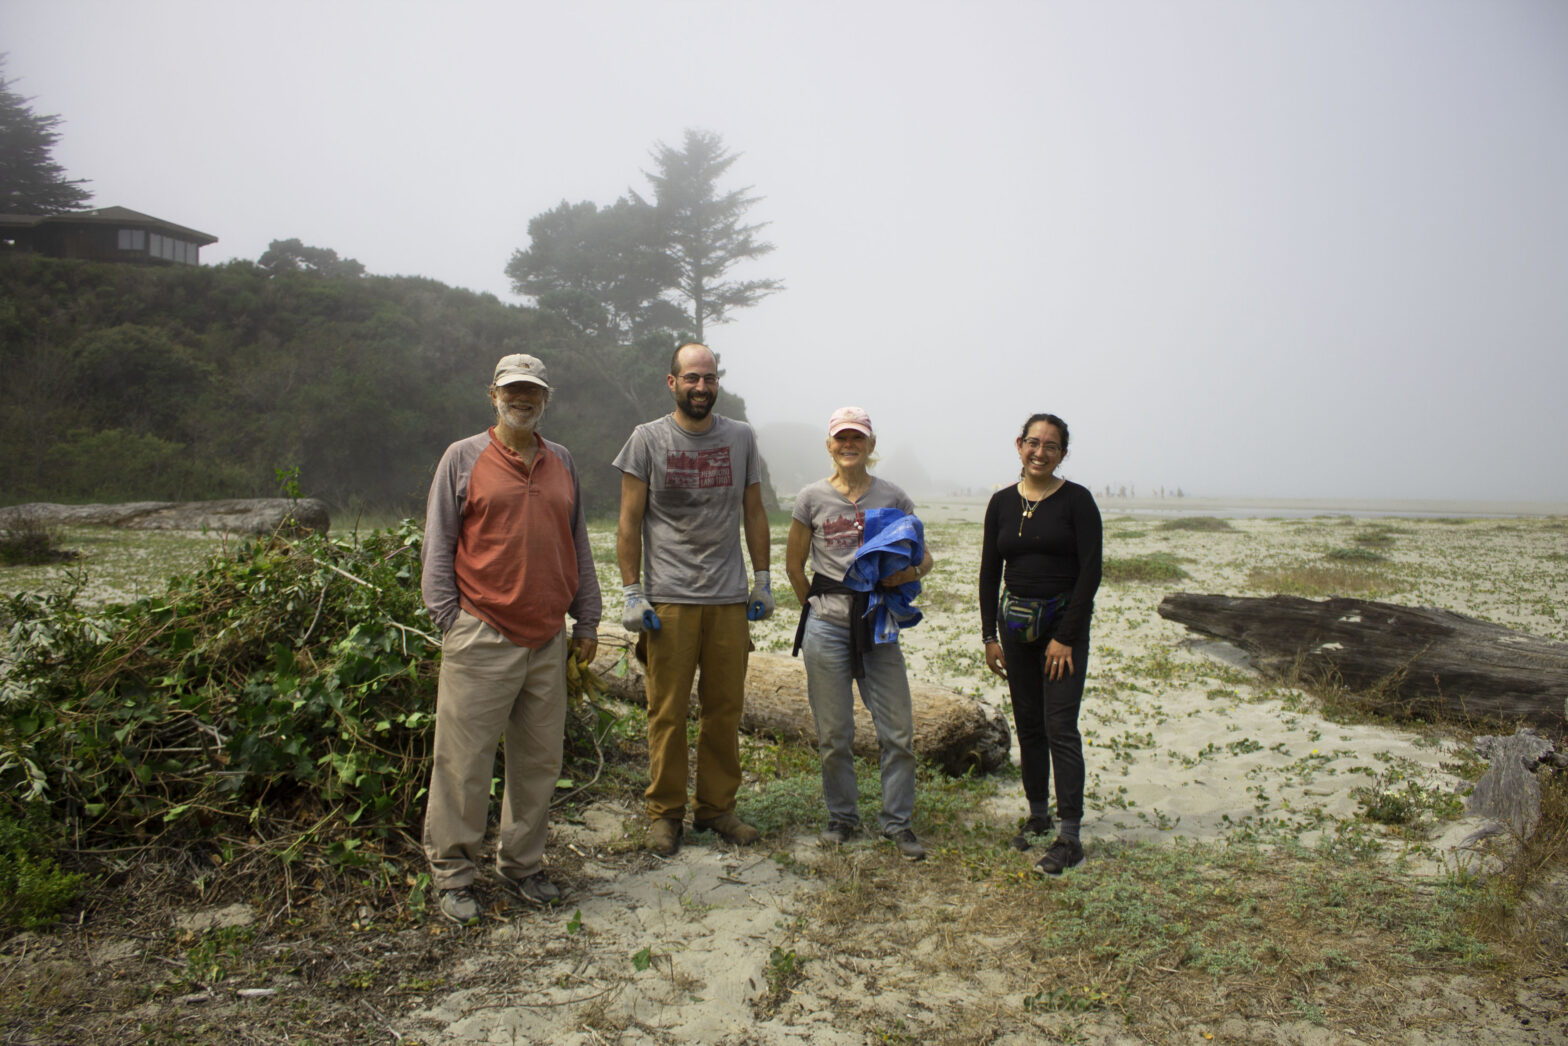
top-left (978, 479), bottom-right (1102, 645)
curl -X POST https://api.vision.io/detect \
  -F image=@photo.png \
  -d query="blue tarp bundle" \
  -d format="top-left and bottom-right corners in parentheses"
top-left (843, 507), bottom-right (925, 644)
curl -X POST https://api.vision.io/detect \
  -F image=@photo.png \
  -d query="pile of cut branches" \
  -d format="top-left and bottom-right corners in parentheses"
top-left (0, 521), bottom-right (623, 907)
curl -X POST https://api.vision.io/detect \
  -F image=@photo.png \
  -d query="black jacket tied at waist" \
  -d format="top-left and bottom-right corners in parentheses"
top-left (792, 572), bottom-right (873, 679)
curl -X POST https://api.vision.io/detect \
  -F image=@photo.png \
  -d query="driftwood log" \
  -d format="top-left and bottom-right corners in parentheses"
top-left (0, 499), bottom-right (330, 535)
top-left (1158, 593), bottom-right (1568, 731)
top-left (590, 644), bottom-right (1011, 776)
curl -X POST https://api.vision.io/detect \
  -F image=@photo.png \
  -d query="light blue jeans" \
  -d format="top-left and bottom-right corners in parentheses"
top-left (800, 616), bottom-right (917, 834)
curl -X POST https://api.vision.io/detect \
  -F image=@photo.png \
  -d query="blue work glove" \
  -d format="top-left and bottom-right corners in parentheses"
top-left (747, 569), bottom-right (775, 622)
top-left (622, 583), bottom-right (661, 632)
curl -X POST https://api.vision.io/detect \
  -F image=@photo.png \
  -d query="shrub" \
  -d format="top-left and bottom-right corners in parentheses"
top-left (0, 807), bottom-right (85, 931)
top-left (1247, 564), bottom-right (1402, 597)
top-left (1103, 553), bottom-right (1189, 583)
top-left (1326, 547), bottom-right (1387, 563)
top-left (1158, 517), bottom-right (1234, 533)
top-left (0, 511), bottom-right (79, 566)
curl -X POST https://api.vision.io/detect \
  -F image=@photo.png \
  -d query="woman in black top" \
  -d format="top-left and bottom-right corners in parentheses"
top-left (979, 412), bottom-right (1102, 875)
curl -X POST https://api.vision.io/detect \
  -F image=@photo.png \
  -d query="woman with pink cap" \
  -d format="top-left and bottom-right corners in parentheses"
top-left (785, 406), bottom-right (935, 861)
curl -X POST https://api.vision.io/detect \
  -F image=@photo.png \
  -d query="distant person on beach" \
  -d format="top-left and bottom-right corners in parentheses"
top-left (785, 407), bottom-right (934, 861)
top-left (979, 412), bottom-right (1102, 874)
top-left (420, 353), bottom-right (602, 924)
top-left (614, 341), bottom-right (774, 856)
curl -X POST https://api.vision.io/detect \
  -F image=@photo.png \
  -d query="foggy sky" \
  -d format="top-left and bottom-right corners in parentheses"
top-left (7, 0), bottom-right (1567, 502)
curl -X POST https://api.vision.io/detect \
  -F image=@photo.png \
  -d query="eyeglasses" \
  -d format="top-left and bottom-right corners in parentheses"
top-left (1021, 438), bottom-right (1062, 454)
top-left (677, 372), bottom-right (719, 387)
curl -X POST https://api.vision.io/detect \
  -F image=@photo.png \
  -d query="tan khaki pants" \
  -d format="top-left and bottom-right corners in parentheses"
top-left (422, 611), bottom-right (566, 889)
top-left (643, 602), bottom-right (749, 822)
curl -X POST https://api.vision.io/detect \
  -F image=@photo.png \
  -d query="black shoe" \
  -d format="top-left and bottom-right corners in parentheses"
top-left (1034, 837), bottom-right (1085, 875)
top-left (820, 821), bottom-right (858, 845)
top-left (1010, 815), bottom-right (1053, 852)
top-left (888, 828), bottom-right (926, 861)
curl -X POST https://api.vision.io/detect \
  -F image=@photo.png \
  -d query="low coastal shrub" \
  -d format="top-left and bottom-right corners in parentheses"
top-left (1351, 527), bottom-right (1399, 549)
top-left (1107, 529), bottom-right (1147, 540)
top-left (0, 512), bottom-right (79, 567)
top-left (1326, 547), bottom-right (1388, 563)
top-left (1103, 553), bottom-right (1189, 583)
top-left (1158, 516), bottom-right (1234, 533)
top-left (1247, 564), bottom-right (1402, 597)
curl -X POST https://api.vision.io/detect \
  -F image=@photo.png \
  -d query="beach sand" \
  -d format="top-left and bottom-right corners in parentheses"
top-left (18, 508), bottom-right (1562, 1043)
top-left (389, 507), bottom-right (1567, 1045)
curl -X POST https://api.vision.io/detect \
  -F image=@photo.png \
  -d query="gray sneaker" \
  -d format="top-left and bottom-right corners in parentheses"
top-left (820, 821), bottom-right (858, 845)
top-left (438, 887), bottom-right (480, 924)
top-left (502, 871), bottom-right (562, 906)
top-left (887, 828), bottom-right (926, 861)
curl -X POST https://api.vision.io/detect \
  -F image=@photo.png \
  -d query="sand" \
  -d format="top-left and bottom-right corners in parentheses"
top-left (362, 506), bottom-right (1568, 1045)
top-left (32, 506), bottom-right (1562, 1044)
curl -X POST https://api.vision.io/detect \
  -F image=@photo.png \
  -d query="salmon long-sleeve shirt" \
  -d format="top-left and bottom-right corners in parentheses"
top-left (421, 428), bottom-right (601, 647)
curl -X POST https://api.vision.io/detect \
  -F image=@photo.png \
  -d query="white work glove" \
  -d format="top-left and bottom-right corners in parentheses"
top-left (747, 569), bottom-right (775, 622)
top-left (622, 583), bottom-right (660, 632)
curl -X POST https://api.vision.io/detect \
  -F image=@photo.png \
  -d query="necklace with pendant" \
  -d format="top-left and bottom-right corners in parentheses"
top-left (1018, 491), bottom-right (1041, 534)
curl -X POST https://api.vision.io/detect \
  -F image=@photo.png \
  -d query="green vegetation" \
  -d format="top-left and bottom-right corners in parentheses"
top-left (1326, 546), bottom-right (1388, 563)
top-left (0, 522), bottom-right (625, 911)
top-left (1247, 563), bottom-right (1403, 597)
top-left (0, 806), bottom-right (85, 931)
top-left (1, 129), bottom-right (781, 520)
top-left (1158, 517), bottom-right (1234, 532)
top-left (0, 56), bottom-right (93, 213)
top-left (0, 255), bottom-right (703, 516)
top-left (1102, 552), bottom-right (1189, 583)
top-left (0, 511), bottom-right (78, 566)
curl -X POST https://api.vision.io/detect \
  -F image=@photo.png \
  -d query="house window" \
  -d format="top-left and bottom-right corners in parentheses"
top-left (117, 228), bottom-right (147, 251)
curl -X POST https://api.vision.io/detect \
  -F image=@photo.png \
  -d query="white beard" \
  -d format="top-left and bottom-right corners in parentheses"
top-left (497, 400), bottom-right (545, 434)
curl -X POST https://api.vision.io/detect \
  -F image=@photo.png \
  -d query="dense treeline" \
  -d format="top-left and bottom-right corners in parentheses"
top-left (0, 255), bottom-right (758, 517)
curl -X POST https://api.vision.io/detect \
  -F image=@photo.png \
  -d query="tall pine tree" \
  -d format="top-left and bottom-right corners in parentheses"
top-left (642, 129), bottom-right (782, 343)
top-left (0, 58), bottom-right (91, 215)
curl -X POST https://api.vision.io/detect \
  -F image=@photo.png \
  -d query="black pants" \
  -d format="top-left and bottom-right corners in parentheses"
top-left (1000, 629), bottom-right (1090, 822)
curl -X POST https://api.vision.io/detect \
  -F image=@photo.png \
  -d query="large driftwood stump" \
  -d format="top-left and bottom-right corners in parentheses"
top-left (0, 499), bottom-right (330, 535)
top-left (590, 643), bottom-right (1011, 776)
top-left (1158, 593), bottom-right (1568, 731)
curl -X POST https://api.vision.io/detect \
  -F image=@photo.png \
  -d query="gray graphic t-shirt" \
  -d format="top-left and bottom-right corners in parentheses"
top-left (791, 476), bottom-right (915, 628)
top-left (613, 414), bottom-right (762, 604)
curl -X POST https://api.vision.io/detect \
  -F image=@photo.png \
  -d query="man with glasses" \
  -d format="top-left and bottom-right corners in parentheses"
top-left (614, 341), bottom-right (774, 855)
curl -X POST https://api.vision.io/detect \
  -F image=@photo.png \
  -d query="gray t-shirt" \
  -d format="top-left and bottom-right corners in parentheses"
top-left (613, 414), bottom-right (763, 604)
top-left (791, 476), bottom-right (916, 628)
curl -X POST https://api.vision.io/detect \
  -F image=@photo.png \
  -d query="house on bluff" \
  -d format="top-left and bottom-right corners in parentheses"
top-left (0, 205), bottom-right (217, 265)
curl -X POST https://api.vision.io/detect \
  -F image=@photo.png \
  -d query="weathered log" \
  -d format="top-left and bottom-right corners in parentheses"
top-left (1157, 593), bottom-right (1568, 731)
top-left (0, 499), bottom-right (330, 535)
top-left (590, 644), bottom-right (1011, 776)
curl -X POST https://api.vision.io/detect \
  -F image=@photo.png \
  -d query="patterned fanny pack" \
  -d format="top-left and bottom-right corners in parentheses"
top-left (999, 590), bottom-right (1065, 645)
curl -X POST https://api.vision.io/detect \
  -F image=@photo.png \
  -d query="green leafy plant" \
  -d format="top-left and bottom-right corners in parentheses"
top-left (0, 806), bottom-right (86, 931)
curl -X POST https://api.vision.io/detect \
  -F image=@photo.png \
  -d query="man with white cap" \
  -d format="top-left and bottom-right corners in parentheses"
top-left (420, 353), bottom-right (601, 924)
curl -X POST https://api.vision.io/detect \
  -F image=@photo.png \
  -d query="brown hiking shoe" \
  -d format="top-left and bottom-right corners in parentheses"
top-left (693, 811), bottom-right (761, 846)
top-left (646, 817), bottom-right (682, 856)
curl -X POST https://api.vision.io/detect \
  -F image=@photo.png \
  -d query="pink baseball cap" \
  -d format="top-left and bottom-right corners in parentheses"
top-left (828, 406), bottom-right (873, 437)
